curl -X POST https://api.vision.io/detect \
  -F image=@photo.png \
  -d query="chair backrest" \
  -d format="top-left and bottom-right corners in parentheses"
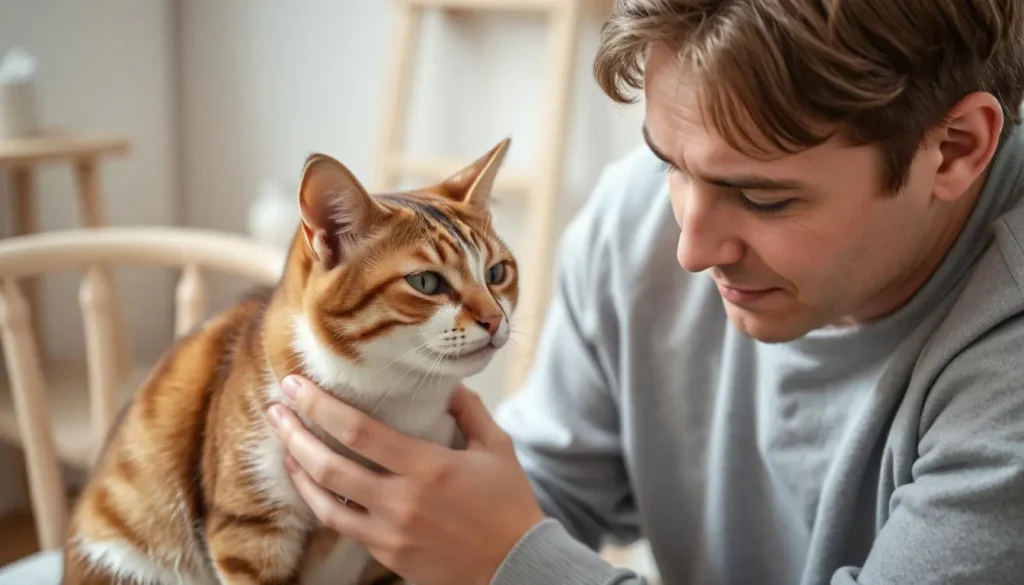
top-left (0, 226), bottom-right (286, 550)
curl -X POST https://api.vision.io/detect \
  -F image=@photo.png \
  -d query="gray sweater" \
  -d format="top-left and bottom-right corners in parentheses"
top-left (491, 122), bottom-right (1024, 585)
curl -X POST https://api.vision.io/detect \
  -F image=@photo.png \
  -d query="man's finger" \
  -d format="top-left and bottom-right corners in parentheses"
top-left (448, 385), bottom-right (504, 446)
top-left (267, 403), bottom-right (381, 506)
top-left (282, 375), bottom-right (441, 475)
top-left (285, 458), bottom-right (379, 543)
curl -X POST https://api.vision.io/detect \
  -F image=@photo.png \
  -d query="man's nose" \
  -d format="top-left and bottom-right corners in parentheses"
top-left (673, 186), bottom-right (743, 273)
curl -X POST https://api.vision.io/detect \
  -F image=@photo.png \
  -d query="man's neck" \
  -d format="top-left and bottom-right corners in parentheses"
top-left (838, 168), bottom-right (992, 327)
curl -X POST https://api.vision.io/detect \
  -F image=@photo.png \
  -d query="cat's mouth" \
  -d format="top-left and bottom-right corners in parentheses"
top-left (458, 344), bottom-right (496, 360)
top-left (425, 342), bottom-right (496, 362)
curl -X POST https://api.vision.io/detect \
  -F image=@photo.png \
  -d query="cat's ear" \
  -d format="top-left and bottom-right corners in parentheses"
top-left (437, 137), bottom-right (510, 211)
top-left (298, 153), bottom-right (384, 269)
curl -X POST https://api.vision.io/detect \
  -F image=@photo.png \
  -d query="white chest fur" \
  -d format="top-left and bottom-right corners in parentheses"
top-left (247, 316), bottom-right (465, 584)
top-left (289, 314), bottom-right (461, 442)
top-left (251, 383), bottom-right (440, 585)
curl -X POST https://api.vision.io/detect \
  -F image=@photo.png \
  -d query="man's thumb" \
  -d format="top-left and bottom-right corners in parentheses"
top-left (448, 385), bottom-right (500, 445)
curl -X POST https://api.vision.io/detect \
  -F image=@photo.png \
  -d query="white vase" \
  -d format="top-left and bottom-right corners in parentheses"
top-left (0, 80), bottom-right (37, 140)
top-left (247, 179), bottom-right (300, 251)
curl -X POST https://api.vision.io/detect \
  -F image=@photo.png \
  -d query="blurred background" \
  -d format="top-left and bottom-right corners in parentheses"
top-left (0, 0), bottom-right (656, 577)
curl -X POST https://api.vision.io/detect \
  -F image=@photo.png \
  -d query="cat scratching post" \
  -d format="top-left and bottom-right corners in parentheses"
top-left (373, 0), bottom-right (613, 394)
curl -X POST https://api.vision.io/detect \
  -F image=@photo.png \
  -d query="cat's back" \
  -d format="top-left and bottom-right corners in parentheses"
top-left (62, 291), bottom-right (271, 585)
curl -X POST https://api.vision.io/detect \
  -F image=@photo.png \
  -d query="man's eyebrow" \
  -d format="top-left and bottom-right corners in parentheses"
top-left (642, 124), bottom-right (672, 163)
top-left (641, 124), bottom-right (809, 192)
top-left (703, 174), bottom-right (806, 191)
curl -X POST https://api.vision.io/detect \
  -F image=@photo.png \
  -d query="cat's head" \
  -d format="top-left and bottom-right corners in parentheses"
top-left (288, 139), bottom-right (518, 390)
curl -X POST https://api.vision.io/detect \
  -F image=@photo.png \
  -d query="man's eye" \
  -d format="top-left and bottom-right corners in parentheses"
top-left (657, 160), bottom-right (685, 175)
top-left (739, 195), bottom-right (792, 216)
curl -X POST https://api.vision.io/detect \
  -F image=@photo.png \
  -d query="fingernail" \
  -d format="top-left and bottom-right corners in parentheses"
top-left (282, 375), bottom-right (301, 400)
top-left (268, 404), bottom-right (286, 428)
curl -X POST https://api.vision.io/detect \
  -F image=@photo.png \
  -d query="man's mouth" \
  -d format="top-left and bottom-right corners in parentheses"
top-left (716, 282), bottom-right (780, 304)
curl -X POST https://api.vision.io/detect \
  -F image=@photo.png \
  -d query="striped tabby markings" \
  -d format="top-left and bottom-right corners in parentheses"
top-left (207, 505), bottom-right (305, 584)
top-left (78, 538), bottom-right (217, 585)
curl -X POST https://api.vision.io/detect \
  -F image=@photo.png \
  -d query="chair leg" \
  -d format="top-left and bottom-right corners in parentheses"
top-left (0, 280), bottom-right (68, 550)
top-left (10, 167), bottom-right (44, 363)
top-left (75, 157), bottom-right (132, 380)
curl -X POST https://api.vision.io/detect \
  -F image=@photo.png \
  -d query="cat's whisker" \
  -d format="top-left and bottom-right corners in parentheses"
top-left (369, 359), bottom-right (421, 417)
top-left (408, 356), bottom-right (439, 408)
top-left (414, 347), bottom-right (449, 399)
top-left (411, 347), bottom-right (448, 406)
top-left (432, 351), bottom-right (452, 388)
top-left (499, 338), bottom-right (535, 374)
top-left (366, 340), bottom-right (432, 379)
top-left (424, 349), bottom-right (447, 387)
top-left (365, 339), bottom-right (440, 416)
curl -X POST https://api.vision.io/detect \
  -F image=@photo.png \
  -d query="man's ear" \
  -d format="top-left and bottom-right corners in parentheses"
top-left (298, 153), bottom-right (385, 269)
top-left (435, 137), bottom-right (511, 212)
top-left (930, 92), bottom-right (1004, 203)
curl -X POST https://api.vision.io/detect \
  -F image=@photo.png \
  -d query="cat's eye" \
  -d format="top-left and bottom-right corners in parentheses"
top-left (406, 271), bottom-right (445, 295)
top-left (487, 262), bottom-right (507, 285)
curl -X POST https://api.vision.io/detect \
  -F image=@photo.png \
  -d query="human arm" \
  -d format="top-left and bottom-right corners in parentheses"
top-left (487, 163), bottom-right (655, 582)
top-left (831, 316), bottom-right (1024, 584)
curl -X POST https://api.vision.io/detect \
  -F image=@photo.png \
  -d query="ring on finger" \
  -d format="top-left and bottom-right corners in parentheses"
top-left (334, 493), bottom-right (365, 511)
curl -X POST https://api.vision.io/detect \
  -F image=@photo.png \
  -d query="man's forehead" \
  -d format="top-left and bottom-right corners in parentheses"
top-left (641, 110), bottom-right (790, 176)
top-left (642, 43), bottom-right (840, 170)
top-left (642, 94), bottom-right (847, 189)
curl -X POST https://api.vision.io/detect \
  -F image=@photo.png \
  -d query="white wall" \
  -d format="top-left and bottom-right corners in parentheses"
top-left (0, 1), bottom-right (653, 568)
top-left (0, 0), bottom-right (181, 362)
top-left (0, 0), bottom-right (179, 515)
top-left (179, 0), bottom-right (645, 399)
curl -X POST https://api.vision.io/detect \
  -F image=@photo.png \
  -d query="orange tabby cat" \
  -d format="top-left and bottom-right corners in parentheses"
top-left (61, 138), bottom-right (519, 585)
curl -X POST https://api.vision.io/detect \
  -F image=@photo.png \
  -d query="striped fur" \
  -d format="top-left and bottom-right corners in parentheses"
top-left (62, 139), bottom-right (518, 585)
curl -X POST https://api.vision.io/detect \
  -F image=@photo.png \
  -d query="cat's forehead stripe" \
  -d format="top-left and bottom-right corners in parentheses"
top-left (377, 194), bottom-right (473, 250)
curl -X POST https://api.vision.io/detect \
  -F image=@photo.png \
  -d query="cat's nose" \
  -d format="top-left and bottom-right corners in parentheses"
top-left (474, 313), bottom-right (502, 336)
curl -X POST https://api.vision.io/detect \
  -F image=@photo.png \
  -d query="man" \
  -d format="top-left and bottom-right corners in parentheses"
top-left (268, 1), bottom-right (1024, 584)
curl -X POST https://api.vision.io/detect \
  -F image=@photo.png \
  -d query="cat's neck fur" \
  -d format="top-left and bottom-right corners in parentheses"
top-left (261, 241), bottom-right (458, 443)
top-left (288, 311), bottom-right (457, 437)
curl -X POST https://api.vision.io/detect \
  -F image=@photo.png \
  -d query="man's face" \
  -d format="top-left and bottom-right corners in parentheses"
top-left (643, 45), bottom-right (951, 342)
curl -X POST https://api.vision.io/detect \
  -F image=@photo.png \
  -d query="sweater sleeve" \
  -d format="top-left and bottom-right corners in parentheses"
top-left (491, 164), bottom-right (649, 583)
top-left (491, 519), bottom-right (649, 585)
top-left (830, 315), bottom-right (1024, 585)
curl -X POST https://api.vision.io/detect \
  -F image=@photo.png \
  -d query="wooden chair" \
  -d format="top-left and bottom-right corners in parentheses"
top-left (0, 132), bottom-right (132, 367)
top-left (0, 226), bottom-right (286, 550)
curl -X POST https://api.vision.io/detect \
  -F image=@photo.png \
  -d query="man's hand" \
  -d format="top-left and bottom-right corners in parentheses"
top-left (266, 375), bottom-right (545, 585)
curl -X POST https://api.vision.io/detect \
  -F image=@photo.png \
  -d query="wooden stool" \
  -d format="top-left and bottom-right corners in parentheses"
top-left (373, 0), bottom-right (613, 394)
top-left (0, 133), bottom-right (131, 373)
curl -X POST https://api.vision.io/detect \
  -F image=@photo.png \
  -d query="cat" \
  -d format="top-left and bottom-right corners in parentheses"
top-left (60, 138), bottom-right (519, 585)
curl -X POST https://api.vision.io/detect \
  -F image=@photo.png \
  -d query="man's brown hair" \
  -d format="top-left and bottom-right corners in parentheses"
top-left (595, 0), bottom-right (1024, 193)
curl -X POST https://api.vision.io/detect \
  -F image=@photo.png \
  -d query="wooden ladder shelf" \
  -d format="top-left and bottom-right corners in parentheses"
top-left (373, 0), bottom-right (610, 393)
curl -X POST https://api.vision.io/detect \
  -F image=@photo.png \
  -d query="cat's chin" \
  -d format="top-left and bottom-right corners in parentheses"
top-left (415, 344), bottom-right (498, 379)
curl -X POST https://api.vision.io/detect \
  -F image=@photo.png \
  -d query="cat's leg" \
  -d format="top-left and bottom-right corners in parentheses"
top-left (63, 536), bottom-right (201, 585)
top-left (205, 508), bottom-right (308, 585)
top-left (61, 546), bottom-right (119, 585)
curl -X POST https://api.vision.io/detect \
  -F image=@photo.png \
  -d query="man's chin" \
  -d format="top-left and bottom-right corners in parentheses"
top-left (724, 305), bottom-right (810, 344)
